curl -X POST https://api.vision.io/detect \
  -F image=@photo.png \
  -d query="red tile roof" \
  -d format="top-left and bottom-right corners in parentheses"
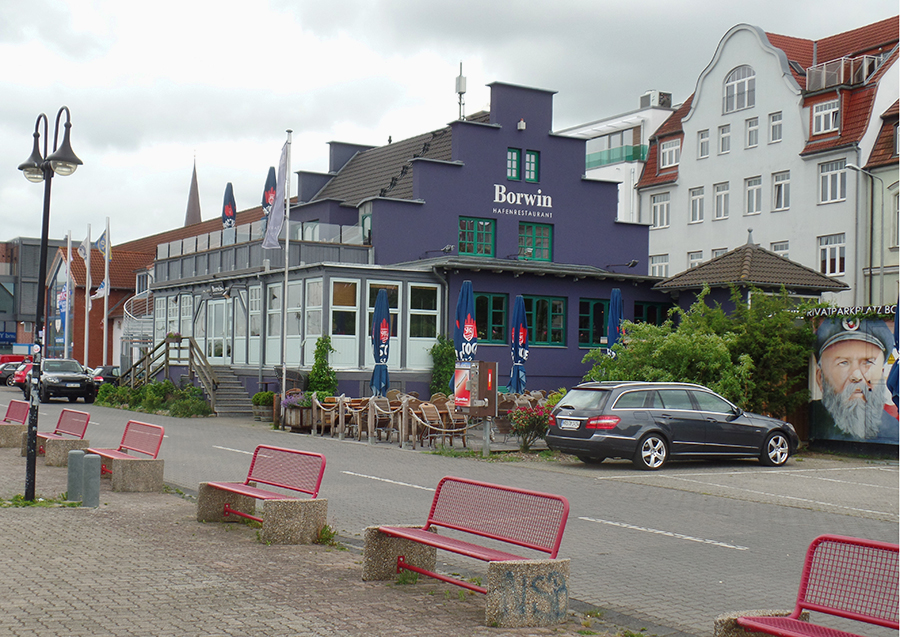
top-left (764, 32), bottom-right (814, 84)
top-left (866, 99), bottom-right (899, 169)
top-left (816, 16), bottom-right (899, 62)
top-left (801, 86), bottom-right (878, 156)
top-left (635, 95), bottom-right (693, 190)
top-left (61, 248), bottom-right (154, 289)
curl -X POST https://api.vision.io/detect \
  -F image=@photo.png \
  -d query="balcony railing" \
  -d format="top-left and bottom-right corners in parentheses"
top-left (585, 145), bottom-right (648, 169)
top-left (806, 55), bottom-right (879, 91)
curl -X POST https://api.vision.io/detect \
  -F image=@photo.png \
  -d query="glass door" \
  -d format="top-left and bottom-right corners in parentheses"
top-left (206, 299), bottom-right (232, 364)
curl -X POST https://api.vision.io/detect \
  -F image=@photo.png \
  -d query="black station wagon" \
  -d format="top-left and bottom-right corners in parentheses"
top-left (546, 381), bottom-right (799, 470)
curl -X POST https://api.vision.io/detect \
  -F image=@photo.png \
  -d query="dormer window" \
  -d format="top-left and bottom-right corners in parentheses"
top-left (724, 65), bottom-right (756, 113)
top-left (813, 100), bottom-right (840, 134)
top-left (659, 140), bottom-right (681, 168)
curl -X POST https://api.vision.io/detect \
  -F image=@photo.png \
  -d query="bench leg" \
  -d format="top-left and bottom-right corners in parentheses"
top-left (111, 458), bottom-right (164, 492)
top-left (714, 610), bottom-right (810, 637)
top-left (260, 498), bottom-right (328, 545)
top-left (197, 483), bottom-right (256, 522)
top-left (362, 526), bottom-right (436, 581)
top-left (486, 559), bottom-right (570, 628)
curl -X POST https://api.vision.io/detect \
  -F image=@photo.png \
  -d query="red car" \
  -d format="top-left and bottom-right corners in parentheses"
top-left (12, 363), bottom-right (33, 396)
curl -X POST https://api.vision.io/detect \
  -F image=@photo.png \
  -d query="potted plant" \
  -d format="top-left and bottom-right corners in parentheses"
top-left (165, 331), bottom-right (183, 343)
top-left (251, 390), bottom-right (275, 421)
top-left (507, 404), bottom-right (551, 453)
top-left (281, 390), bottom-right (312, 429)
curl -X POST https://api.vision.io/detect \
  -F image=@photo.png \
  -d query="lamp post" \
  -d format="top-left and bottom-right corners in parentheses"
top-left (847, 163), bottom-right (885, 305)
top-left (17, 106), bottom-right (82, 501)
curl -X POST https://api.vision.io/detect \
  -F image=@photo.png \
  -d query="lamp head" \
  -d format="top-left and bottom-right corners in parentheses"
top-left (18, 131), bottom-right (45, 183)
top-left (47, 120), bottom-right (82, 176)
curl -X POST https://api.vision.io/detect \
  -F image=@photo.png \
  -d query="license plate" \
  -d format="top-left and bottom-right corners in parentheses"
top-left (559, 419), bottom-right (580, 430)
top-left (66, 383), bottom-right (80, 388)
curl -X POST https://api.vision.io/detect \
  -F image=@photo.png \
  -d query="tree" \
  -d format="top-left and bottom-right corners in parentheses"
top-left (428, 334), bottom-right (455, 396)
top-left (307, 335), bottom-right (338, 397)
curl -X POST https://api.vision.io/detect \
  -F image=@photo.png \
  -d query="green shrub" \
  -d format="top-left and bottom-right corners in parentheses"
top-left (168, 397), bottom-right (212, 417)
top-left (429, 334), bottom-right (455, 396)
top-left (508, 405), bottom-right (551, 452)
top-left (307, 335), bottom-right (338, 396)
top-left (252, 391), bottom-right (275, 406)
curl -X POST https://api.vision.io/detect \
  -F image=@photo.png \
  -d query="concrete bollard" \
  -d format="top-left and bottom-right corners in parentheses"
top-left (82, 453), bottom-right (101, 508)
top-left (67, 450), bottom-right (85, 502)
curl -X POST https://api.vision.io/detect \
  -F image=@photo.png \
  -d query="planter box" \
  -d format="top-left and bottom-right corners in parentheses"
top-left (284, 406), bottom-right (312, 431)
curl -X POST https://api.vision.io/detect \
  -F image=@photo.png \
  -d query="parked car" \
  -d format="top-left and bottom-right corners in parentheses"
top-left (545, 381), bottom-right (799, 470)
top-left (1, 362), bottom-right (21, 386)
top-left (91, 365), bottom-right (120, 385)
top-left (31, 359), bottom-right (96, 403)
top-left (12, 363), bottom-right (33, 395)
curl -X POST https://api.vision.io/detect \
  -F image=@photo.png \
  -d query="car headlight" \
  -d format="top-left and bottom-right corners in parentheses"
top-left (44, 375), bottom-right (60, 383)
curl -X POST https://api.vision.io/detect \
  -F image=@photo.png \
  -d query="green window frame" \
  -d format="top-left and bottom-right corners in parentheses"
top-left (506, 148), bottom-right (521, 180)
top-left (634, 301), bottom-right (670, 326)
top-left (524, 150), bottom-right (540, 182)
top-left (578, 298), bottom-right (608, 347)
top-left (475, 293), bottom-right (507, 344)
top-left (518, 222), bottom-right (552, 261)
top-left (524, 295), bottom-right (566, 346)
top-left (458, 217), bottom-right (495, 257)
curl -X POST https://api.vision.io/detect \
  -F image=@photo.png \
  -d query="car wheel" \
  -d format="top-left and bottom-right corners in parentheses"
top-left (5, 376), bottom-right (14, 387)
top-left (577, 455), bottom-right (606, 465)
top-left (40, 385), bottom-right (50, 403)
top-left (633, 434), bottom-right (667, 470)
top-left (68, 396), bottom-right (78, 403)
top-left (760, 431), bottom-right (790, 466)
top-left (84, 394), bottom-right (95, 404)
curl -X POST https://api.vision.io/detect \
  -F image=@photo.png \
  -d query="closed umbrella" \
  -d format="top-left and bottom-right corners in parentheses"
top-left (370, 289), bottom-right (390, 396)
top-left (507, 295), bottom-right (528, 393)
top-left (450, 280), bottom-right (478, 392)
top-left (607, 288), bottom-right (623, 357)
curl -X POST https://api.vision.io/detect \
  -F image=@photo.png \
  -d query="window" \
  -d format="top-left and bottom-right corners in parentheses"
top-left (506, 148), bottom-right (521, 180)
top-left (714, 182), bottom-right (729, 219)
top-left (690, 187), bottom-right (705, 223)
top-left (724, 65), bottom-right (756, 113)
top-left (651, 193), bottom-right (670, 228)
top-left (773, 171), bottom-right (790, 210)
top-left (266, 283), bottom-right (282, 337)
top-left (895, 123), bottom-right (899, 156)
top-left (819, 160), bottom-right (846, 203)
top-left (745, 118), bottom-right (758, 148)
top-left (712, 247), bottom-right (728, 258)
top-left (578, 298), bottom-right (608, 347)
top-left (518, 222), bottom-right (552, 261)
top-left (745, 177), bottom-right (762, 215)
top-left (719, 125), bottom-right (731, 154)
top-left (249, 285), bottom-right (261, 337)
top-left (458, 217), bottom-right (494, 256)
top-left (634, 301), bottom-right (669, 325)
top-left (154, 297), bottom-right (165, 342)
top-left (660, 139), bottom-right (681, 168)
top-left (893, 192), bottom-right (899, 248)
top-left (688, 251), bottom-right (703, 268)
top-left (813, 100), bottom-right (840, 134)
top-left (286, 281), bottom-right (302, 336)
top-left (475, 293), bottom-right (507, 343)
top-left (650, 254), bottom-right (669, 277)
top-left (331, 280), bottom-right (357, 336)
top-left (770, 241), bottom-right (789, 258)
top-left (819, 233), bottom-right (845, 275)
top-left (698, 130), bottom-right (709, 158)
top-left (167, 296), bottom-right (179, 334)
top-left (524, 150), bottom-right (540, 182)
top-left (523, 295), bottom-right (566, 345)
top-left (305, 279), bottom-right (323, 338)
top-left (180, 295), bottom-right (193, 337)
top-left (769, 112), bottom-right (782, 143)
top-left (136, 272), bottom-right (149, 295)
top-left (367, 282), bottom-right (399, 339)
top-left (409, 285), bottom-right (438, 339)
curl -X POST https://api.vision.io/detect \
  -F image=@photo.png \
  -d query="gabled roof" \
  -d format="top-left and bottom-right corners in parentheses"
top-left (313, 111), bottom-right (491, 208)
top-left (800, 85), bottom-right (878, 156)
top-left (653, 241), bottom-right (850, 293)
top-left (816, 16), bottom-right (899, 62)
top-left (635, 95), bottom-right (693, 190)
top-left (60, 248), bottom-right (154, 289)
top-left (866, 99), bottom-right (899, 169)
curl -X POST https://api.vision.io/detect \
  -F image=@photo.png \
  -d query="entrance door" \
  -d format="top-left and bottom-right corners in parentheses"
top-left (206, 299), bottom-right (232, 364)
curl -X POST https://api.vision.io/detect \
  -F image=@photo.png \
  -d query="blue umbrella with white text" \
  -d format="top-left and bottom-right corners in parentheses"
top-left (450, 280), bottom-right (478, 392)
top-left (370, 289), bottom-right (390, 396)
top-left (507, 295), bottom-right (528, 393)
top-left (607, 288), bottom-right (623, 357)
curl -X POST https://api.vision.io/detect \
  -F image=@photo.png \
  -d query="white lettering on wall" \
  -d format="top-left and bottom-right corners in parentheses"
top-left (493, 184), bottom-right (553, 208)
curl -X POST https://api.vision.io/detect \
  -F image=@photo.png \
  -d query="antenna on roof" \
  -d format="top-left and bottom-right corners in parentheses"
top-left (456, 62), bottom-right (466, 120)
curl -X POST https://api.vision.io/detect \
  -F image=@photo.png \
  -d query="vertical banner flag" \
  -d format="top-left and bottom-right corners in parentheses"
top-left (222, 182), bottom-right (237, 229)
top-left (93, 230), bottom-right (111, 261)
top-left (262, 141), bottom-right (289, 249)
top-left (260, 166), bottom-right (276, 233)
top-left (78, 233), bottom-right (92, 312)
top-left (90, 280), bottom-right (107, 300)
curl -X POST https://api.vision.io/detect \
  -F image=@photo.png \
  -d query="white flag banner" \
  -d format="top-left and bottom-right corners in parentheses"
top-left (262, 140), bottom-right (289, 250)
top-left (90, 279), bottom-right (107, 300)
top-left (77, 235), bottom-right (90, 261)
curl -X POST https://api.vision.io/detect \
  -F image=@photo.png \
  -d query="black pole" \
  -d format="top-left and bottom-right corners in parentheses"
top-left (24, 166), bottom-right (53, 501)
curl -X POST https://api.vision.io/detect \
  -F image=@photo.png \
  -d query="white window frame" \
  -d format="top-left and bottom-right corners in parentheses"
top-left (892, 191), bottom-right (899, 248)
top-left (408, 283), bottom-right (440, 369)
top-left (660, 139), bottom-right (681, 168)
top-left (248, 285), bottom-right (262, 337)
top-left (745, 177), bottom-right (762, 215)
top-left (698, 130), bottom-right (709, 158)
top-left (650, 254), bottom-right (669, 277)
top-left (154, 297), bottom-right (166, 342)
top-left (745, 117), bottom-right (759, 148)
top-left (819, 160), bottom-right (847, 203)
top-left (688, 251), bottom-right (703, 268)
top-left (813, 100), bottom-right (840, 135)
top-left (770, 241), bottom-right (789, 258)
top-left (773, 171), bottom-right (790, 211)
top-left (769, 112), bottom-right (782, 143)
top-left (724, 65), bottom-right (756, 113)
top-left (818, 233), bottom-right (845, 276)
top-left (689, 187), bottom-right (704, 223)
top-left (651, 192), bottom-right (670, 229)
top-left (714, 182), bottom-right (730, 219)
top-left (712, 247), bottom-right (728, 258)
top-left (719, 125), bottom-right (731, 154)
top-left (167, 296), bottom-right (179, 334)
top-left (180, 294), bottom-right (193, 337)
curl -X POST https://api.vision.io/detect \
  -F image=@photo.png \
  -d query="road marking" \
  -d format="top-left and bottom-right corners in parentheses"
top-left (579, 517), bottom-right (748, 550)
top-left (790, 473), bottom-right (897, 490)
top-left (342, 471), bottom-right (435, 491)
top-left (212, 445), bottom-right (253, 455)
top-left (593, 466), bottom-right (896, 480)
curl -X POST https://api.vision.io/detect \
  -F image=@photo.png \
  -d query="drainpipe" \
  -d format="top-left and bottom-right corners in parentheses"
top-left (432, 265), bottom-right (450, 337)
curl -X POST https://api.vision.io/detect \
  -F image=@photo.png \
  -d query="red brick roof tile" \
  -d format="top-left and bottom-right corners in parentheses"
top-left (801, 86), bottom-right (878, 156)
top-left (816, 16), bottom-right (899, 62)
top-left (636, 96), bottom-right (693, 190)
top-left (866, 99), bottom-right (899, 169)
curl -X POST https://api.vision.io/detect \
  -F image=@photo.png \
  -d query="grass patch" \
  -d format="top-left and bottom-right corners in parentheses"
top-left (428, 446), bottom-right (569, 463)
top-left (0, 494), bottom-right (80, 508)
top-left (396, 570), bottom-right (419, 585)
top-left (315, 524), bottom-right (345, 549)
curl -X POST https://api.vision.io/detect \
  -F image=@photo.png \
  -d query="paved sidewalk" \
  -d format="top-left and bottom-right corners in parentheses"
top-left (0, 448), bottom-right (631, 637)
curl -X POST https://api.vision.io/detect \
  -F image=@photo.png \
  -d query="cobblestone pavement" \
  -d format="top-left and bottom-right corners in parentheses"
top-left (0, 447), bottom-right (636, 637)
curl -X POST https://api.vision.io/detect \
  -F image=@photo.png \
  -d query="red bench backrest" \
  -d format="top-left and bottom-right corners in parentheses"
top-left (245, 445), bottom-right (326, 498)
top-left (797, 534), bottom-right (899, 628)
top-left (118, 421), bottom-right (165, 458)
top-left (426, 476), bottom-right (569, 558)
top-left (4, 400), bottom-right (29, 424)
top-left (53, 409), bottom-right (90, 439)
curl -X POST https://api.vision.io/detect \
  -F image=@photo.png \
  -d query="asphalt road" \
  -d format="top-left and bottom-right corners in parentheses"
top-left (11, 392), bottom-right (899, 637)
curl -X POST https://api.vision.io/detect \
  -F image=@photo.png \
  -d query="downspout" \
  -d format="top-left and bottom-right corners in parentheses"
top-left (432, 265), bottom-right (450, 337)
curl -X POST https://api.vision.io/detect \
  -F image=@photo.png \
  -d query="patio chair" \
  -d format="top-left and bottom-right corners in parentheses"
top-left (370, 396), bottom-right (400, 443)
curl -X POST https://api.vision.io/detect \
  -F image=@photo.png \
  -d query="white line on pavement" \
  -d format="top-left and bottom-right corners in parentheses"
top-left (342, 471), bottom-right (435, 491)
top-left (593, 465), bottom-right (896, 480)
top-left (212, 445), bottom-right (253, 455)
top-left (579, 517), bottom-right (749, 550)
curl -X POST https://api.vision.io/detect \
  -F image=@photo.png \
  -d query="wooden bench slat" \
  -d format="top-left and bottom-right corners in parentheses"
top-left (379, 526), bottom-right (526, 562)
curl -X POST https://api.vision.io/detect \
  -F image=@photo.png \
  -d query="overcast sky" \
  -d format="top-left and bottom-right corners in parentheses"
top-left (1, 0), bottom-right (896, 246)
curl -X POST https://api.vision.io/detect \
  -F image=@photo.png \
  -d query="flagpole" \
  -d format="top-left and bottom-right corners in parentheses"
top-left (65, 232), bottom-right (72, 359)
top-left (83, 224), bottom-right (90, 367)
top-left (281, 130), bottom-right (292, 397)
top-left (103, 217), bottom-right (110, 366)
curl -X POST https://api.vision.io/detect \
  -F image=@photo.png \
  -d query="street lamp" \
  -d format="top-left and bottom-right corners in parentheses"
top-left (847, 163), bottom-right (885, 304)
top-left (17, 106), bottom-right (82, 501)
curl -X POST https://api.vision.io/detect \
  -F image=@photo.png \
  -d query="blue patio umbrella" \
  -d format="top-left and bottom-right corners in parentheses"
top-left (450, 280), bottom-right (478, 391)
top-left (888, 301), bottom-right (899, 408)
top-left (507, 295), bottom-right (529, 394)
top-left (370, 289), bottom-right (390, 396)
top-left (606, 288), bottom-right (624, 357)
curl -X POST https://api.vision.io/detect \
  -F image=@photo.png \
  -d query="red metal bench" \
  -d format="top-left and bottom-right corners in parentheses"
top-left (737, 534), bottom-right (898, 637)
top-left (87, 420), bottom-right (165, 475)
top-left (37, 408), bottom-right (90, 454)
top-left (3, 399), bottom-right (29, 424)
top-left (378, 476), bottom-right (569, 594)
top-left (204, 445), bottom-right (326, 523)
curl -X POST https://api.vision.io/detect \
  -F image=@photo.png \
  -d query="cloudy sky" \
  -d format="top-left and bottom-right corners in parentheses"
top-left (1, 0), bottom-right (896, 246)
